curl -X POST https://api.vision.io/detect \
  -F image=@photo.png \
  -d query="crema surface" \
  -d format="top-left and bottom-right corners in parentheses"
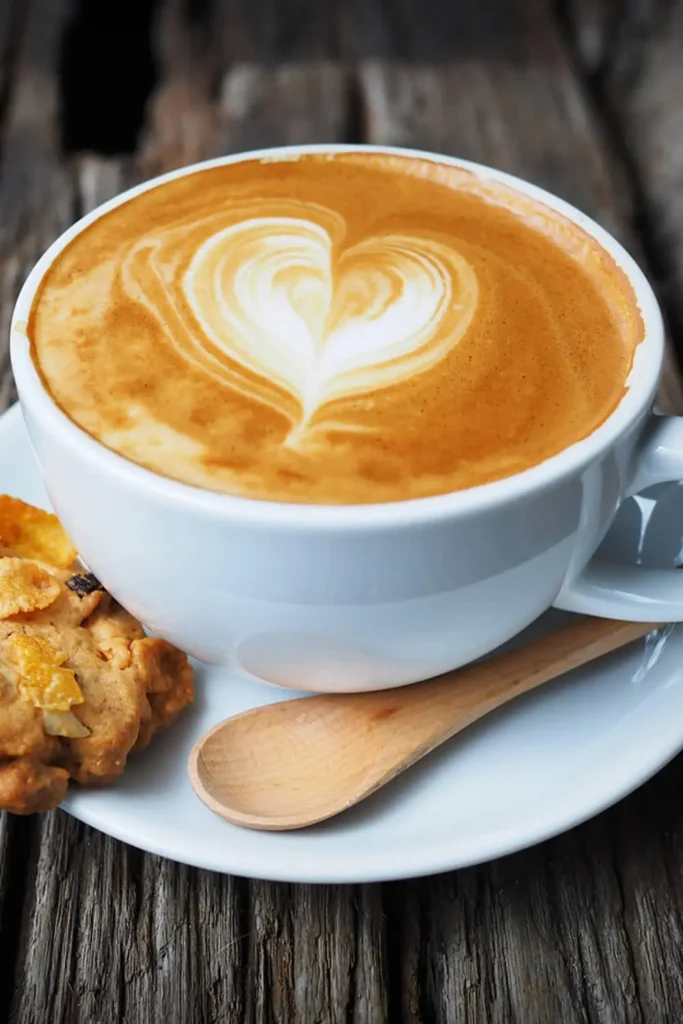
top-left (29, 153), bottom-right (642, 504)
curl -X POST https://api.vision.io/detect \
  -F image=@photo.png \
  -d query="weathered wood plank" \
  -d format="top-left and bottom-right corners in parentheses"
top-left (245, 881), bottom-right (388, 1024)
top-left (0, 0), bottom-right (57, 1005)
top-left (8, 813), bottom-right (247, 1024)
top-left (563, 0), bottom-right (621, 75)
top-left (139, 0), bottom-right (348, 177)
top-left (345, 1), bottom-right (683, 414)
top-left (216, 61), bottom-right (348, 152)
top-left (0, 2), bottom-right (77, 1017)
top-left (608, 753), bottom-right (683, 1017)
top-left (0, 0), bottom-right (25, 115)
top-left (564, 1), bottom-right (683, 416)
top-left (212, 0), bottom-right (338, 65)
top-left (603, 2), bottom-right (683, 401)
top-left (564, 0), bottom-right (670, 84)
top-left (0, 0), bottom-right (76, 409)
top-left (137, 0), bottom-right (219, 175)
top-left (382, 753), bottom-right (683, 1024)
top-left (0, 6), bottom-right (168, 1024)
top-left (0, 816), bottom-right (34, 1024)
top-left (10, 815), bottom-right (132, 1023)
top-left (75, 154), bottom-right (130, 215)
top-left (17, 767), bottom-right (681, 1024)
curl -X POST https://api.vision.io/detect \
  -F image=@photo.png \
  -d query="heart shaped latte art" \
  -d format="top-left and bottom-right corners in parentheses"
top-left (121, 201), bottom-right (479, 439)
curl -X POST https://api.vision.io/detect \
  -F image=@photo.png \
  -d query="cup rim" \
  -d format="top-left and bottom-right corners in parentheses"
top-left (10, 143), bottom-right (664, 530)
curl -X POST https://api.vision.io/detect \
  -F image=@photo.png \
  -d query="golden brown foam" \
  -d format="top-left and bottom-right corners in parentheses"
top-left (29, 153), bottom-right (643, 504)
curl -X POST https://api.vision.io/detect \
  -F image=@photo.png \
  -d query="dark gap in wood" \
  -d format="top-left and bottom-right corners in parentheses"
top-left (127, 843), bottom-right (146, 931)
top-left (417, 879), bottom-right (439, 1024)
top-left (381, 882), bottom-right (407, 1024)
top-left (243, 878), bottom-right (268, 1024)
top-left (0, 817), bottom-right (36, 1022)
top-left (232, 874), bottom-right (250, 1018)
top-left (343, 68), bottom-right (366, 144)
top-left (595, 0), bottom-right (635, 85)
top-left (604, 835), bottom-right (648, 1024)
top-left (59, 0), bottom-right (161, 155)
top-left (556, 0), bottom-right (683, 370)
top-left (344, 890), bottom-right (359, 1024)
top-left (186, 0), bottom-right (212, 21)
top-left (273, 0), bottom-right (340, 62)
top-left (117, 959), bottom-right (128, 1024)
top-left (555, 0), bottom-right (627, 82)
top-left (592, 0), bottom-right (675, 95)
top-left (69, 164), bottom-right (83, 225)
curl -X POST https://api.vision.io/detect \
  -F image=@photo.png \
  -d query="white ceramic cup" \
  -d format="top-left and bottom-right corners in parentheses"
top-left (11, 144), bottom-right (683, 693)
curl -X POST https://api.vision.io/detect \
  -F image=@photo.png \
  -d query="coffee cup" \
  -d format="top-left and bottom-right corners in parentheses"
top-left (11, 145), bottom-right (683, 693)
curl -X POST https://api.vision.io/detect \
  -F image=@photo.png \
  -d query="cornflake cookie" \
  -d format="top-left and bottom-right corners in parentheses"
top-left (0, 496), bottom-right (77, 567)
top-left (0, 497), bottom-right (194, 813)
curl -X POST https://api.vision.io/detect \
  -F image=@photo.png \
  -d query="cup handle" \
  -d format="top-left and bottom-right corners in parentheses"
top-left (555, 414), bottom-right (683, 620)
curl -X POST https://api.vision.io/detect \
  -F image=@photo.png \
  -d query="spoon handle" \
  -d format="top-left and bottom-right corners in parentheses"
top-left (351, 616), bottom-right (663, 750)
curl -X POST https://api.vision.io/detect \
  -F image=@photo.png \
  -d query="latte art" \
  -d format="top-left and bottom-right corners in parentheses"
top-left (30, 152), bottom-right (642, 504)
top-left (123, 204), bottom-right (478, 438)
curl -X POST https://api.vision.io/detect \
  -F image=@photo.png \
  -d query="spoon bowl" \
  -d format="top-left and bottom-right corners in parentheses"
top-left (191, 692), bottom-right (442, 829)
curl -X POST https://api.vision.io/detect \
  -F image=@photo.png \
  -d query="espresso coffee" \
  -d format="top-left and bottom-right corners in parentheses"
top-left (29, 152), bottom-right (642, 504)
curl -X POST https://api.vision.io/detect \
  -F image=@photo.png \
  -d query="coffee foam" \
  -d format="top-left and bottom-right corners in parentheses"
top-left (123, 198), bottom-right (479, 440)
top-left (29, 152), bottom-right (643, 504)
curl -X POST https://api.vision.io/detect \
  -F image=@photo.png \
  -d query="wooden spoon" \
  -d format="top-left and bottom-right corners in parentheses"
top-left (188, 616), bottom-right (661, 831)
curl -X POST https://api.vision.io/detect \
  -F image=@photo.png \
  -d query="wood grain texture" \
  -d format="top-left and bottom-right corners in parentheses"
top-left (602, 1), bottom-right (683, 400)
top-left (0, 816), bottom-right (34, 1024)
top-left (0, 0), bottom-right (77, 1012)
top-left (139, 0), bottom-right (347, 178)
top-left (0, 0), bottom-right (76, 409)
top-left (244, 881), bottom-right (388, 1024)
top-left (564, 0), bottom-right (622, 75)
top-left (75, 154), bottom-right (130, 215)
top-left (564, 0), bottom-right (671, 83)
top-left (13, 813), bottom-right (387, 1023)
top-left (137, 0), bottom-right (219, 174)
top-left (380, 755), bottom-right (683, 1024)
top-left (9, 813), bottom-right (247, 1024)
top-left (0, 0), bottom-right (25, 112)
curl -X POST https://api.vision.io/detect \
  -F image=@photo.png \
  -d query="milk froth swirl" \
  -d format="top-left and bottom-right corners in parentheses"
top-left (121, 199), bottom-right (479, 439)
top-left (29, 153), bottom-right (641, 504)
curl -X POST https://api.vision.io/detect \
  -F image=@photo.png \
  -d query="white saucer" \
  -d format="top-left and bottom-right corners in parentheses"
top-left (5, 402), bottom-right (683, 883)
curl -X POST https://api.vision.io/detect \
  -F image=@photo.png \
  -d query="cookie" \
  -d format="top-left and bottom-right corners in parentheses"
top-left (0, 497), bottom-right (194, 813)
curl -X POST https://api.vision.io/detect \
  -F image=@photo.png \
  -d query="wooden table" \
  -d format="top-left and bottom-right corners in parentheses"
top-left (2, 1), bottom-right (683, 1020)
